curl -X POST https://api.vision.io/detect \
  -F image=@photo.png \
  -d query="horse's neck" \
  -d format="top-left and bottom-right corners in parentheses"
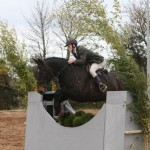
top-left (47, 60), bottom-right (67, 75)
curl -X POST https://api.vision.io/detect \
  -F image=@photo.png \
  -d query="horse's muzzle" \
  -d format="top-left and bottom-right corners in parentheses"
top-left (37, 85), bottom-right (47, 95)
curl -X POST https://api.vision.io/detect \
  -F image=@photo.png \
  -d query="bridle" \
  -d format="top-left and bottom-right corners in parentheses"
top-left (37, 65), bottom-right (54, 87)
top-left (37, 61), bottom-right (80, 88)
top-left (70, 64), bottom-right (80, 83)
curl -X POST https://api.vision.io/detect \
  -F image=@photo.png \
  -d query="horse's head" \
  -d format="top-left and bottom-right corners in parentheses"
top-left (34, 59), bottom-right (54, 95)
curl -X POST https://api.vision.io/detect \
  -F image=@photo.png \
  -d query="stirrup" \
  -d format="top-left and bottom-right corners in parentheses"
top-left (99, 83), bottom-right (107, 92)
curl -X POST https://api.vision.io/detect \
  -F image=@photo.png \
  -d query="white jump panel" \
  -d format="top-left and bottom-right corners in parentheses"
top-left (25, 91), bottom-right (144, 150)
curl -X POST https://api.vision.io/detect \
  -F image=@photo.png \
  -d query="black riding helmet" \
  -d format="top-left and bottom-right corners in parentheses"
top-left (65, 39), bottom-right (77, 47)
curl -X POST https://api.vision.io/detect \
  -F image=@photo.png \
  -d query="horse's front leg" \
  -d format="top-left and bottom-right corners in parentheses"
top-left (54, 89), bottom-right (68, 116)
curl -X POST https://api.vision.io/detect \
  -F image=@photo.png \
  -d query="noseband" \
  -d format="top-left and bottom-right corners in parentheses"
top-left (37, 65), bottom-right (55, 87)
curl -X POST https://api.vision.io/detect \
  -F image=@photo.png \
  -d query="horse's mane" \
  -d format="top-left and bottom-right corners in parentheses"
top-left (45, 57), bottom-right (67, 64)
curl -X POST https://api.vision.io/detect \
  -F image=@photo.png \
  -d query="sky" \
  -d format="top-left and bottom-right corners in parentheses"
top-left (0, 0), bottom-right (53, 38)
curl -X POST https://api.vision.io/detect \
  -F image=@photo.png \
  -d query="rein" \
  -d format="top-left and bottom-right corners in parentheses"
top-left (57, 64), bottom-right (69, 77)
top-left (70, 64), bottom-right (80, 83)
top-left (56, 63), bottom-right (80, 84)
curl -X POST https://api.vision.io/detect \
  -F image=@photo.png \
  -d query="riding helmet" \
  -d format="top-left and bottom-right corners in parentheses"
top-left (65, 39), bottom-right (77, 47)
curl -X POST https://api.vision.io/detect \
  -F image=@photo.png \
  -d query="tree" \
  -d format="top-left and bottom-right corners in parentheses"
top-left (52, 0), bottom-right (124, 58)
top-left (0, 21), bottom-right (36, 109)
top-left (51, 0), bottom-right (89, 42)
top-left (123, 0), bottom-right (147, 71)
top-left (26, 0), bottom-right (51, 59)
top-left (51, 0), bottom-right (90, 57)
top-left (108, 0), bottom-right (150, 132)
top-left (51, 0), bottom-right (114, 58)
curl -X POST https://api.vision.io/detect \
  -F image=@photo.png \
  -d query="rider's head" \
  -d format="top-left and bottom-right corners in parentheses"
top-left (65, 39), bottom-right (77, 52)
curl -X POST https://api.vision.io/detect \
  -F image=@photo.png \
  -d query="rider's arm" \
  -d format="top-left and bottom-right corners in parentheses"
top-left (74, 59), bottom-right (85, 65)
top-left (74, 52), bottom-right (87, 65)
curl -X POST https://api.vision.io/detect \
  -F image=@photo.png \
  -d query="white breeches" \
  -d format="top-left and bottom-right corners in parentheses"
top-left (89, 63), bottom-right (104, 78)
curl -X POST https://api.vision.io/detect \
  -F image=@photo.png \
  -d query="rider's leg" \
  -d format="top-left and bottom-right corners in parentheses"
top-left (94, 75), bottom-right (107, 92)
top-left (89, 63), bottom-right (107, 92)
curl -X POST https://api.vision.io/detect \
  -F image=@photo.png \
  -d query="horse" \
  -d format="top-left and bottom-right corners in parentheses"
top-left (34, 57), bottom-right (123, 114)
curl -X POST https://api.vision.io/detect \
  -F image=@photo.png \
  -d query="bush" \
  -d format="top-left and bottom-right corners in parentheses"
top-left (59, 113), bottom-right (75, 127)
top-left (0, 86), bottom-right (19, 110)
top-left (59, 111), bottom-right (94, 127)
top-left (109, 54), bottom-right (150, 133)
top-left (75, 111), bottom-right (85, 116)
top-left (72, 116), bottom-right (83, 127)
top-left (82, 113), bottom-right (94, 124)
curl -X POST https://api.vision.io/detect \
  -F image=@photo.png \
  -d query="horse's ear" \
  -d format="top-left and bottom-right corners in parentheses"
top-left (38, 58), bottom-right (46, 66)
top-left (32, 58), bottom-right (38, 64)
top-left (32, 58), bottom-right (45, 66)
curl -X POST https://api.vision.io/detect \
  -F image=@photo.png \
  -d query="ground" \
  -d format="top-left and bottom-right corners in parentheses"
top-left (0, 109), bottom-right (149, 150)
top-left (0, 110), bottom-right (26, 150)
top-left (0, 109), bottom-right (99, 150)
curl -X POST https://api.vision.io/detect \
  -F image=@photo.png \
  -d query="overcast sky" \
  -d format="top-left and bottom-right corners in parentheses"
top-left (0, 0), bottom-right (51, 37)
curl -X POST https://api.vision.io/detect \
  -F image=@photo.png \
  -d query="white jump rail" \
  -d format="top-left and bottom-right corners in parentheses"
top-left (25, 91), bottom-right (144, 150)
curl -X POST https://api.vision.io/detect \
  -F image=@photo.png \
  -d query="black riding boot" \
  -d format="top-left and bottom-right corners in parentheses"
top-left (94, 75), bottom-right (107, 92)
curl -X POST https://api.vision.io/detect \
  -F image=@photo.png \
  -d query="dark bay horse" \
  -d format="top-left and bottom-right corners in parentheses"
top-left (34, 57), bottom-right (123, 113)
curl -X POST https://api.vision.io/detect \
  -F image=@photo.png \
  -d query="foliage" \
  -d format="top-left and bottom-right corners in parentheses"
top-left (123, 0), bottom-right (147, 72)
top-left (25, 1), bottom-right (51, 59)
top-left (0, 85), bottom-right (19, 110)
top-left (0, 21), bottom-right (36, 109)
top-left (72, 116), bottom-right (83, 127)
top-left (109, 53), bottom-right (150, 133)
top-left (51, 0), bottom-right (111, 57)
top-left (0, 22), bottom-right (36, 92)
top-left (110, 0), bottom-right (150, 133)
top-left (0, 59), bottom-right (20, 109)
top-left (51, 0), bottom-right (88, 41)
top-left (59, 111), bottom-right (94, 127)
top-left (63, 0), bottom-right (125, 57)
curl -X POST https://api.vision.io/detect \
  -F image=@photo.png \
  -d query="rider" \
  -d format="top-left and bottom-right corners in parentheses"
top-left (65, 39), bottom-right (107, 92)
